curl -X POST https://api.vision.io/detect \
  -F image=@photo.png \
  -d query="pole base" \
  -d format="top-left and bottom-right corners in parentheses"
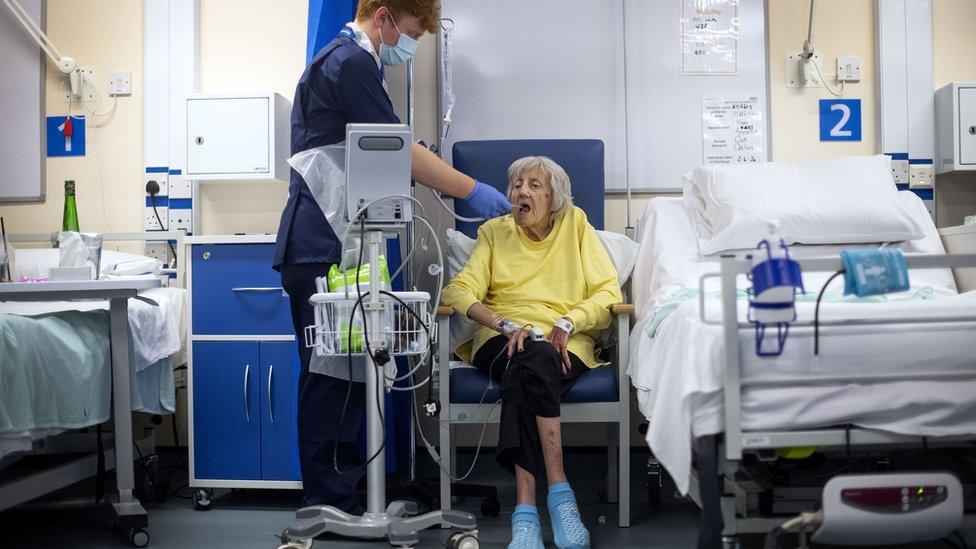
top-left (282, 501), bottom-right (477, 547)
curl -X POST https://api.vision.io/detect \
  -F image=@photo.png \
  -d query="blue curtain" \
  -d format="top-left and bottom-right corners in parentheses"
top-left (306, 0), bottom-right (358, 65)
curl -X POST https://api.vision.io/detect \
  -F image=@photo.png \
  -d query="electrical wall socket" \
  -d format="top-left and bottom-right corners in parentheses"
top-left (145, 206), bottom-right (169, 231)
top-left (890, 159), bottom-right (910, 184)
top-left (909, 164), bottom-right (934, 188)
top-left (60, 67), bottom-right (96, 103)
top-left (107, 71), bottom-right (132, 95)
top-left (145, 174), bottom-right (168, 197)
top-left (144, 242), bottom-right (172, 265)
top-left (168, 209), bottom-right (192, 232)
top-left (786, 52), bottom-right (823, 88)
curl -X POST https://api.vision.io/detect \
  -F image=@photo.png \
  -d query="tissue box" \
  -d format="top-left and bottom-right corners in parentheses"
top-left (50, 265), bottom-right (95, 281)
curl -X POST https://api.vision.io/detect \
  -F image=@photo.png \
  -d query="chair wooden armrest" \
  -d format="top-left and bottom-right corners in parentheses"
top-left (612, 304), bottom-right (635, 315)
top-left (437, 306), bottom-right (456, 317)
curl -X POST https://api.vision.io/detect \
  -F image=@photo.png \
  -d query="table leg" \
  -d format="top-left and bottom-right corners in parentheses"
top-left (109, 297), bottom-right (147, 528)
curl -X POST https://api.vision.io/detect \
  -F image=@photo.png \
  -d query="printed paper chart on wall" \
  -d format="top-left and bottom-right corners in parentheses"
top-left (703, 93), bottom-right (763, 165)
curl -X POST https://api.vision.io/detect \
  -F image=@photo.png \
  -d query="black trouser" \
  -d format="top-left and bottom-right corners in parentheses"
top-left (471, 335), bottom-right (587, 477)
top-left (280, 263), bottom-right (365, 512)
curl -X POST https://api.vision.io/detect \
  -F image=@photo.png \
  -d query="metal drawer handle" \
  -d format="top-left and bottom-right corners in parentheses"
top-left (243, 363), bottom-right (251, 423)
top-left (232, 287), bottom-right (284, 292)
top-left (267, 364), bottom-right (275, 424)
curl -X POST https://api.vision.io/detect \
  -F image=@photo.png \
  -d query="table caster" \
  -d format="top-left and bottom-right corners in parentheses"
top-left (128, 528), bottom-right (149, 547)
top-left (193, 488), bottom-right (212, 511)
top-left (446, 530), bottom-right (479, 549)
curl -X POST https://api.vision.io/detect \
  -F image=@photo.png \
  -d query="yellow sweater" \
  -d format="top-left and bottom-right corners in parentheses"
top-left (442, 207), bottom-right (622, 368)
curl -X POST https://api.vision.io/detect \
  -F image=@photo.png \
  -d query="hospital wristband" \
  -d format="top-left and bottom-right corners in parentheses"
top-left (554, 317), bottom-right (574, 335)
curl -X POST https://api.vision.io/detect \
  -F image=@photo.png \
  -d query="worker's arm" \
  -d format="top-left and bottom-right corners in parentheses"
top-left (411, 144), bottom-right (512, 219)
top-left (411, 143), bottom-right (474, 198)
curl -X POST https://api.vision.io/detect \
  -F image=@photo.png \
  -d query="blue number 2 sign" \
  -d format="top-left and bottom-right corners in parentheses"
top-left (819, 99), bottom-right (861, 142)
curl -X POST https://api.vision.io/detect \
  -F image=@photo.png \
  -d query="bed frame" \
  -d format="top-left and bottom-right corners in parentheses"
top-left (0, 231), bottom-right (186, 543)
top-left (690, 252), bottom-right (976, 546)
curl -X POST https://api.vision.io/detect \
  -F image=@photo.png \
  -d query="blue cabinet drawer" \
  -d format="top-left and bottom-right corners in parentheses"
top-left (191, 244), bottom-right (293, 335)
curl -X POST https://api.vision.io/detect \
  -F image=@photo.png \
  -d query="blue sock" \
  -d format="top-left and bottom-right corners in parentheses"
top-left (509, 504), bottom-right (544, 549)
top-left (548, 483), bottom-right (590, 549)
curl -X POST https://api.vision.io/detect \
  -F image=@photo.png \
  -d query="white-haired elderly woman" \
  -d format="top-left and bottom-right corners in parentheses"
top-left (443, 156), bottom-right (621, 549)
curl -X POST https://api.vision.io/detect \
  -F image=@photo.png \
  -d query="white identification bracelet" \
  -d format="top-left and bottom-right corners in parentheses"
top-left (554, 317), bottom-right (574, 334)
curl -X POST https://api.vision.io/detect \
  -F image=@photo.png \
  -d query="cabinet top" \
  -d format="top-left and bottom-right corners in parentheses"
top-left (186, 234), bottom-right (277, 245)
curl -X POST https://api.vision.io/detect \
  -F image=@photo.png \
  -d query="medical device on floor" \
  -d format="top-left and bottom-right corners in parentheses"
top-left (747, 232), bottom-right (804, 357)
top-left (282, 124), bottom-right (479, 549)
top-left (767, 472), bottom-right (964, 548)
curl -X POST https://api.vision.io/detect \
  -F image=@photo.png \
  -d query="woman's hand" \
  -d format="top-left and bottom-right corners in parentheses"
top-left (506, 326), bottom-right (533, 358)
top-left (548, 325), bottom-right (572, 375)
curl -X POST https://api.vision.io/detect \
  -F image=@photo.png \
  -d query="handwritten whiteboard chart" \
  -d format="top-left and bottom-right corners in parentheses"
top-left (624, 0), bottom-right (769, 191)
top-left (439, 0), bottom-right (769, 192)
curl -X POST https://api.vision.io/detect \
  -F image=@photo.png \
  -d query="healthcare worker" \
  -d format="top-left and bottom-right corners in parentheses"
top-left (273, 0), bottom-right (511, 514)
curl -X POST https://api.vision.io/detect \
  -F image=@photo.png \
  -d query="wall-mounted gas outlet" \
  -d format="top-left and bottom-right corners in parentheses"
top-left (60, 67), bottom-right (96, 103)
top-left (787, 52), bottom-right (823, 88)
top-left (145, 206), bottom-right (169, 231)
top-left (145, 242), bottom-right (172, 265)
top-left (890, 159), bottom-right (910, 184)
top-left (909, 164), bottom-right (934, 188)
top-left (168, 209), bottom-right (192, 232)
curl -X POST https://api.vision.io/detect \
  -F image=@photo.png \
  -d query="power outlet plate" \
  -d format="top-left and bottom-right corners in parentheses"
top-left (168, 174), bottom-right (192, 199)
top-left (60, 67), bottom-right (96, 103)
top-left (145, 174), bottom-right (168, 197)
top-left (145, 206), bottom-right (169, 231)
top-left (890, 159), bottom-right (910, 184)
top-left (144, 242), bottom-right (172, 265)
top-left (909, 164), bottom-right (934, 189)
top-left (107, 71), bottom-right (131, 95)
top-left (787, 52), bottom-right (823, 88)
top-left (167, 209), bottom-right (192, 232)
top-left (836, 56), bottom-right (861, 83)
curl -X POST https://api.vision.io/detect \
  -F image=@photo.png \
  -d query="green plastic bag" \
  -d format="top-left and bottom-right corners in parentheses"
top-left (327, 256), bottom-right (392, 353)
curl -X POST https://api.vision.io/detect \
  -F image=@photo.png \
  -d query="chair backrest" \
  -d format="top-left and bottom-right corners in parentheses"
top-left (451, 139), bottom-right (605, 238)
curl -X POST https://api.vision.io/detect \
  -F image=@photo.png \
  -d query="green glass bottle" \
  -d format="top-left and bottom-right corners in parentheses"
top-left (62, 180), bottom-right (80, 232)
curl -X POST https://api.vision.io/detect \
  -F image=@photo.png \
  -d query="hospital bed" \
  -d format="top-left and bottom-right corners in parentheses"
top-left (0, 231), bottom-right (187, 547)
top-left (628, 192), bottom-right (976, 546)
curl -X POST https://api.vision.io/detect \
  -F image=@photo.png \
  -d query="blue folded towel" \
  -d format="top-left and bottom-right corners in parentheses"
top-left (840, 248), bottom-right (910, 297)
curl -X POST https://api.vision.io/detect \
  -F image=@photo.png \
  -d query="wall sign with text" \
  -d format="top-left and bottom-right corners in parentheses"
top-left (819, 99), bottom-right (861, 142)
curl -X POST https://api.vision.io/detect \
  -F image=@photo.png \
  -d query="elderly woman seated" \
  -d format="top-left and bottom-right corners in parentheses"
top-left (442, 156), bottom-right (622, 549)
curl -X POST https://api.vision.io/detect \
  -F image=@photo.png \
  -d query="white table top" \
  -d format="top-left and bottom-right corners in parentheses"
top-left (0, 278), bottom-right (161, 301)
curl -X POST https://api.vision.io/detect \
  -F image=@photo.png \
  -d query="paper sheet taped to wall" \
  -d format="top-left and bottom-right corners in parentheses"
top-left (702, 92), bottom-right (764, 165)
top-left (680, 0), bottom-right (739, 75)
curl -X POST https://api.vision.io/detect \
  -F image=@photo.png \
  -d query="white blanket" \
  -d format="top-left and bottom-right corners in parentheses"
top-left (629, 196), bottom-right (976, 494)
top-left (0, 284), bottom-right (187, 372)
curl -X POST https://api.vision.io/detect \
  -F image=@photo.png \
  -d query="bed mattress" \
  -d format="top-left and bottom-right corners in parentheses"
top-left (629, 196), bottom-right (976, 494)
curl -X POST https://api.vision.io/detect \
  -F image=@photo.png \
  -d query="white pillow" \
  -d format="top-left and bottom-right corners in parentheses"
top-left (682, 154), bottom-right (927, 255)
top-left (443, 227), bottom-right (636, 352)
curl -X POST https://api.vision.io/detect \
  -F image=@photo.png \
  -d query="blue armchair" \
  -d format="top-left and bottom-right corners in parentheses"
top-left (436, 139), bottom-right (633, 527)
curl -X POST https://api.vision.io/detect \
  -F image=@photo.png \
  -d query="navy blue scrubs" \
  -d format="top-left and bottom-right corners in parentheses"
top-left (274, 27), bottom-right (399, 511)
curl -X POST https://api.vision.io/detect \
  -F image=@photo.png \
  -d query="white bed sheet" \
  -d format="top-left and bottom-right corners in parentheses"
top-left (0, 283), bottom-right (186, 463)
top-left (629, 195), bottom-right (976, 495)
top-left (0, 283), bottom-right (187, 372)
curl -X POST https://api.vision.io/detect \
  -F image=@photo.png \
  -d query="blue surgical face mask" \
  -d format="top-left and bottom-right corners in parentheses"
top-left (378, 13), bottom-right (418, 66)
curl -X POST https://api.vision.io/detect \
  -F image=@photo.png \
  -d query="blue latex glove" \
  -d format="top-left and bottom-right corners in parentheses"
top-left (457, 180), bottom-right (512, 219)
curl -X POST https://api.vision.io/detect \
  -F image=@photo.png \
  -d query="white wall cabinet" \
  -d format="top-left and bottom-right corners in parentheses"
top-left (185, 93), bottom-right (291, 181)
top-left (936, 83), bottom-right (976, 174)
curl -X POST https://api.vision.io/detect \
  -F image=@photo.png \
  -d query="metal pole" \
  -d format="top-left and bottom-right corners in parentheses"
top-left (365, 228), bottom-right (386, 515)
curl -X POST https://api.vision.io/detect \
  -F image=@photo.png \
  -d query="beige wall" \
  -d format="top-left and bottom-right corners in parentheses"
top-left (3, 1), bottom-right (976, 448)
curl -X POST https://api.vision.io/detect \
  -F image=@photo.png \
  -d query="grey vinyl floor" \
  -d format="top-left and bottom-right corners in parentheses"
top-left (0, 449), bottom-right (970, 548)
